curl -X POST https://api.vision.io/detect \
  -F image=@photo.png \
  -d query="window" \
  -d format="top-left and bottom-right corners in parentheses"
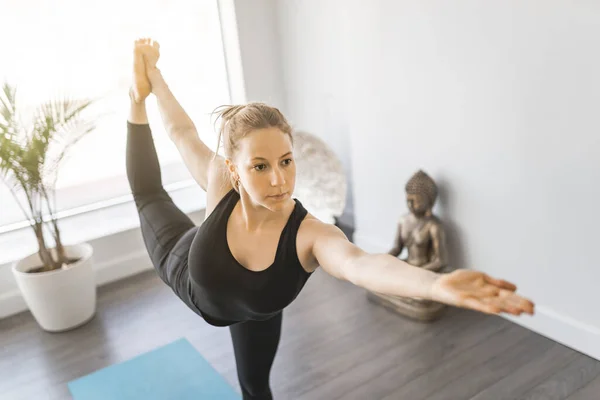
top-left (0, 0), bottom-right (230, 230)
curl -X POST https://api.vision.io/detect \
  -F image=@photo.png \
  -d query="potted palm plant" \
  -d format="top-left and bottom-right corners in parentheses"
top-left (0, 82), bottom-right (98, 332)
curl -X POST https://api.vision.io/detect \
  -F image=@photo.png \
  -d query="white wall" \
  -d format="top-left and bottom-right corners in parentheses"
top-left (275, 0), bottom-right (600, 360)
top-left (275, 0), bottom-right (355, 226)
top-left (232, 0), bottom-right (286, 107)
top-left (228, 0), bottom-right (355, 226)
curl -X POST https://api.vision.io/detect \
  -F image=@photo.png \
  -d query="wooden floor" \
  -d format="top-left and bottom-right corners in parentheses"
top-left (2, 268), bottom-right (600, 399)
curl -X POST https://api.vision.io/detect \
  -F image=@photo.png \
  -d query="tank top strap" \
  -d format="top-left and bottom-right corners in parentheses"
top-left (276, 197), bottom-right (307, 258)
top-left (289, 198), bottom-right (308, 231)
top-left (276, 197), bottom-right (310, 274)
top-left (224, 188), bottom-right (240, 208)
top-left (207, 188), bottom-right (238, 226)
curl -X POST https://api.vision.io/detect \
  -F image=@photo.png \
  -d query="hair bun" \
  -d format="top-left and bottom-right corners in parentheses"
top-left (213, 104), bottom-right (245, 122)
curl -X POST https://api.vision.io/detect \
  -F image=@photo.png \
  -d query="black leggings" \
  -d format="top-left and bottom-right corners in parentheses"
top-left (126, 122), bottom-right (281, 400)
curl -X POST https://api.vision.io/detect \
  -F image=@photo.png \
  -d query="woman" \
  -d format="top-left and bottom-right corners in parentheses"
top-left (127, 38), bottom-right (534, 400)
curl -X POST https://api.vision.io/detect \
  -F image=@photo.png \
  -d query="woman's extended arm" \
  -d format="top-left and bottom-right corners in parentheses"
top-left (146, 68), bottom-right (199, 141)
top-left (308, 220), bottom-right (535, 316)
top-left (137, 39), bottom-right (221, 191)
top-left (147, 68), bottom-right (218, 191)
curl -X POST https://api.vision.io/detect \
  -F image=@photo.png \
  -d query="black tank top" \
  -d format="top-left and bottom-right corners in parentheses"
top-left (188, 188), bottom-right (313, 326)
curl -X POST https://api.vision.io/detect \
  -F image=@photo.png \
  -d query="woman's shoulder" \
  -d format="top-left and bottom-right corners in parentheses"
top-left (297, 211), bottom-right (321, 232)
top-left (295, 213), bottom-right (344, 273)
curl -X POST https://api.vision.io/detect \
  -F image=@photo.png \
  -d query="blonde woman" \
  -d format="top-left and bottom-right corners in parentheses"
top-left (126, 38), bottom-right (534, 400)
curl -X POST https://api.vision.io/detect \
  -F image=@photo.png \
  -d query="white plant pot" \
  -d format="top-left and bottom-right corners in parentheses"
top-left (11, 243), bottom-right (96, 332)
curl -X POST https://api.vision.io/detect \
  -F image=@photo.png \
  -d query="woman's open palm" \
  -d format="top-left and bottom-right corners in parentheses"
top-left (430, 269), bottom-right (535, 316)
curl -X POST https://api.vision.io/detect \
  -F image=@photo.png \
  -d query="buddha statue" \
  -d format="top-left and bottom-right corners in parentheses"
top-left (367, 170), bottom-right (450, 322)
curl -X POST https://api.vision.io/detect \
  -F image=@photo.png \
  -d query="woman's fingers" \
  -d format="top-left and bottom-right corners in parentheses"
top-left (484, 274), bottom-right (517, 291)
top-left (464, 279), bottom-right (534, 315)
top-left (480, 294), bottom-right (534, 315)
top-left (500, 291), bottom-right (535, 315)
top-left (443, 270), bottom-right (534, 316)
top-left (463, 289), bottom-right (534, 316)
top-left (462, 297), bottom-right (501, 315)
top-left (478, 297), bottom-right (521, 315)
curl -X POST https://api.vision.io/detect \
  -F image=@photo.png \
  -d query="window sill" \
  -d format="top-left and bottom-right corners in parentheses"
top-left (0, 180), bottom-right (206, 266)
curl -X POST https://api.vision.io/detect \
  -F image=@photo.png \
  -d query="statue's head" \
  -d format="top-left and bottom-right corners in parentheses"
top-left (405, 170), bottom-right (437, 216)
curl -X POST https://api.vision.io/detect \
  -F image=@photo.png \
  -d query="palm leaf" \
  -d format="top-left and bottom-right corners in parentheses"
top-left (0, 82), bottom-right (18, 130)
top-left (0, 81), bottom-right (97, 271)
top-left (30, 96), bottom-right (96, 187)
top-left (0, 83), bottom-right (29, 191)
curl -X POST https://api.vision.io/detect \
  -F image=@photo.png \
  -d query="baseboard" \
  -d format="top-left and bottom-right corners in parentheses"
top-left (353, 231), bottom-right (600, 361)
top-left (0, 290), bottom-right (27, 320)
top-left (505, 305), bottom-right (600, 361)
top-left (0, 250), bottom-right (154, 320)
top-left (93, 250), bottom-right (154, 287)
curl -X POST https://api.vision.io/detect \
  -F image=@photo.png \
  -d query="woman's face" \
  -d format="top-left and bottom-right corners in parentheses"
top-left (233, 127), bottom-right (296, 211)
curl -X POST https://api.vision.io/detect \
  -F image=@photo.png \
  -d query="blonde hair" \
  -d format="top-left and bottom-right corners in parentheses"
top-left (211, 102), bottom-right (294, 190)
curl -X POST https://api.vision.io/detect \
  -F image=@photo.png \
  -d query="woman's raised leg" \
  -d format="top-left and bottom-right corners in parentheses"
top-left (126, 40), bottom-right (196, 303)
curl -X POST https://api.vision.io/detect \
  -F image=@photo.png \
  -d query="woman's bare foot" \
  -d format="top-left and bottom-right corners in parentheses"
top-left (139, 38), bottom-right (160, 82)
top-left (138, 38), bottom-right (160, 71)
top-left (130, 38), bottom-right (152, 103)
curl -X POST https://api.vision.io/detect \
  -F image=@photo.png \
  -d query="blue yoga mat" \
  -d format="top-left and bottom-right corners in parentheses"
top-left (68, 338), bottom-right (240, 400)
